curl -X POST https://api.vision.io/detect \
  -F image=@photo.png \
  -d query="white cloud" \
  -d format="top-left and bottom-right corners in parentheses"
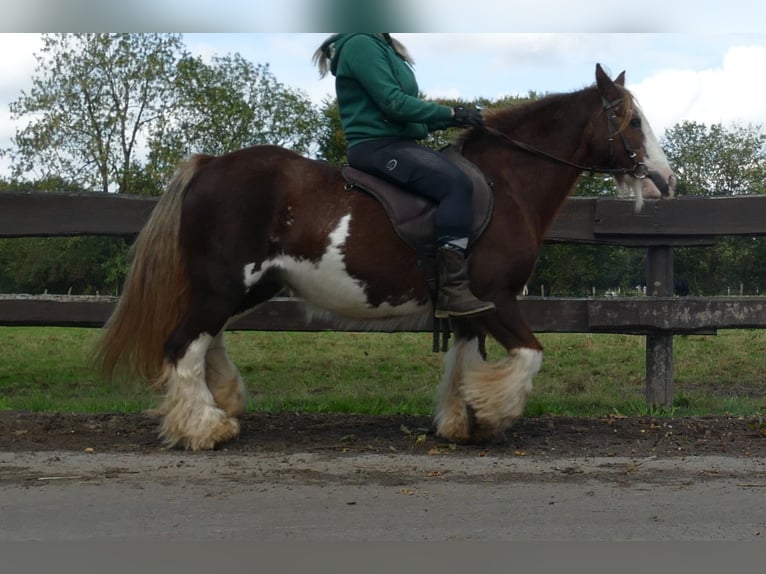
top-left (0, 34), bottom-right (41, 175)
top-left (631, 45), bottom-right (766, 138)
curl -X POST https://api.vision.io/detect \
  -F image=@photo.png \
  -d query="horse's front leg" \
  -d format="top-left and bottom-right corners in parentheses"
top-left (434, 295), bottom-right (542, 443)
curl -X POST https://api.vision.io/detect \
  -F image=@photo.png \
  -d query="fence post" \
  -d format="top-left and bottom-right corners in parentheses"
top-left (645, 245), bottom-right (674, 407)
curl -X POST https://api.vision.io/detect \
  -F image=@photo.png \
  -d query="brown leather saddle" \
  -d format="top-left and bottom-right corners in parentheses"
top-left (341, 145), bottom-right (494, 351)
top-left (341, 145), bottom-right (494, 259)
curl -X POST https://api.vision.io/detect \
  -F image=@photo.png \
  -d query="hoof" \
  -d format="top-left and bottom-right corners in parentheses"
top-left (159, 410), bottom-right (240, 451)
top-left (435, 404), bottom-right (507, 445)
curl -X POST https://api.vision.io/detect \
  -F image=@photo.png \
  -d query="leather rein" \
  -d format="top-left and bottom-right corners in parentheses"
top-left (479, 96), bottom-right (649, 179)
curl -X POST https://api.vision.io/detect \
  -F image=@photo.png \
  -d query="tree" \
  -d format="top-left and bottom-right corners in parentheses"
top-left (5, 33), bottom-right (184, 194)
top-left (661, 121), bottom-right (766, 196)
top-left (662, 122), bottom-right (766, 295)
top-left (316, 98), bottom-right (347, 164)
top-left (142, 54), bottom-right (324, 193)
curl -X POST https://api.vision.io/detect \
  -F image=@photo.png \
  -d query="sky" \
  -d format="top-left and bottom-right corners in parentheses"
top-left (0, 1), bottom-right (765, 178)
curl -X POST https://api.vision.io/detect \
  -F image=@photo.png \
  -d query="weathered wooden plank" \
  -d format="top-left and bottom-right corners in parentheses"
top-left (587, 297), bottom-right (766, 330)
top-left (3, 191), bottom-right (604, 240)
top-left (5, 296), bottom-right (763, 332)
top-left (544, 197), bottom-right (597, 243)
top-left (0, 296), bottom-right (591, 333)
top-left (0, 191), bottom-right (156, 237)
top-left (3, 192), bottom-right (763, 244)
top-left (548, 198), bottom-right (716, 246)
top-left (517, 297), bottom-right (590, 332)
top-left (594, 195), bottom-right (766, 237)
top-left (0, 298), bottom-right (115, 327)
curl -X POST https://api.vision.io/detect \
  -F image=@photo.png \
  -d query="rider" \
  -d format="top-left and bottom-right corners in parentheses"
top-left (313, 33), bottom-right (495, 318)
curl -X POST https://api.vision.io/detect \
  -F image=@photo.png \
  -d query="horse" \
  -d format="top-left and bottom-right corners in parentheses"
top-left (95, 64), bottom-right (675, 450)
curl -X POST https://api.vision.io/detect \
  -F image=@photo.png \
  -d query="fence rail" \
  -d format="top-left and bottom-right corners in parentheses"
top-left (3, 190), bottom-right (766, 407)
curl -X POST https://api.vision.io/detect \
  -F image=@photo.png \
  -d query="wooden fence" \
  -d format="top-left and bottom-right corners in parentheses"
top-left (2, 190), bottom-right (766, 407)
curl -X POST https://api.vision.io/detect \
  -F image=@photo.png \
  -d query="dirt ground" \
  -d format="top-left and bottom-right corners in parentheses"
top-left (1, 410), bottom-right (764, 458)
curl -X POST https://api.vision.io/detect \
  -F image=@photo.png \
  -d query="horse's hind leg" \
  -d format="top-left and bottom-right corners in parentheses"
top-left (205, 331), bottom-right (246, 418)
top-left (203, 278), bottom-right (284, 419)
top-left (156, 292), bottom-right (243, 450)
top-left (434, 296), bottom-right (542, 443)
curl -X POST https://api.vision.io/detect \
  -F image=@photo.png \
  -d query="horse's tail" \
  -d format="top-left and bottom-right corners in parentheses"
top-left (94, 154), bottom-right (214, 385)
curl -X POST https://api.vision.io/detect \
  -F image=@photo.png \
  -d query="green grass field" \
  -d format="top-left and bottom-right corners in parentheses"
top-left (1, 326), bottom-right (764, 417)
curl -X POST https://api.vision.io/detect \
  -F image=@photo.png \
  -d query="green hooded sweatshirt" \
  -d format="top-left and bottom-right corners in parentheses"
top-left (321, 33), bottom-right (454, 146)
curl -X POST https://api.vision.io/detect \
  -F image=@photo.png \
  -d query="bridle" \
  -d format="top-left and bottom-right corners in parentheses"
top-left (480, 96), bottom-right (650, 179)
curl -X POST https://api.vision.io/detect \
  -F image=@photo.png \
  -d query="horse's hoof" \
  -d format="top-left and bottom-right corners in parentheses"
top-left (160, 415), bottom-right (240, 451)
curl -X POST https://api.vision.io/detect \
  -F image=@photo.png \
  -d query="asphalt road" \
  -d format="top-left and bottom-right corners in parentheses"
top-left (2, 450), bottom-right (765, 541)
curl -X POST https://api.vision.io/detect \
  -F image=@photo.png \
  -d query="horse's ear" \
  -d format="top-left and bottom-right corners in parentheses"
top-left (595, 63), bottom-right (615, 94)
top-left (615, 71), bottom-right (626, 86)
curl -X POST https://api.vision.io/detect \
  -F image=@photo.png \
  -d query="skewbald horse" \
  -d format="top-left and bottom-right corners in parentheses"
top-left (96, 64), bottom-right (675, 450)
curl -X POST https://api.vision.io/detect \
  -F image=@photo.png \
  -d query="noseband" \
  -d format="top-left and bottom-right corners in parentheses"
top-left (481, 96), bottom-right (649, 179)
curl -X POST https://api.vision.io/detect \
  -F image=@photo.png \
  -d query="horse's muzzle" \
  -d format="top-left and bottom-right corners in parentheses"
top-left (647, 171), bottom-right (675, 197)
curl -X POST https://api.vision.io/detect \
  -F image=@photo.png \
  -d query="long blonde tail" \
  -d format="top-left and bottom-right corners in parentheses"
top-left (94, 155), bottom-right (214, 384)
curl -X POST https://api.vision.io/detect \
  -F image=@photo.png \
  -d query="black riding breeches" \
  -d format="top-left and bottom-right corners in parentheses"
top-left (347, 138), bottom-right (473, 243)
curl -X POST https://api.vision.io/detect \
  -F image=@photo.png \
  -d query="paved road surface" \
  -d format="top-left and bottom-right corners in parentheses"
top-left (2, 450), bottom-right (765, 541)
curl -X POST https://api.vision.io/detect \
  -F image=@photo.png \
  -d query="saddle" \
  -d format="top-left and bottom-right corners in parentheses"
top-left (341, 145), bottom-right (494, 352)
top-left (341, 145), bottom-right (494, 260)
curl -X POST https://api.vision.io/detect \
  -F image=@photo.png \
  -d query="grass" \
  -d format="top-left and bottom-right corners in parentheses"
top-left (0, 326), bottom-right (764, 417)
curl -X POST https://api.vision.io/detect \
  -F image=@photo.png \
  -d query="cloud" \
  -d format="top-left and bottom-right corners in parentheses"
top-left (631, 45), bottom-right (766, 137)
top-left (0, 34), bottom-right (41, 175)
top-left (0, 34), bottom-right (39, 98)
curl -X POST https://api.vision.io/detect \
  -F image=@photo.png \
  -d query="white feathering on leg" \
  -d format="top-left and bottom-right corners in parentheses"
top-left (460, 348), bottom-right (542, 438)
top-left (155, 334), bottom-right (240, 450)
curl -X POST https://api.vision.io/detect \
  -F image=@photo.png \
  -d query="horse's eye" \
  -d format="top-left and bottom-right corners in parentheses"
top-left (629, 117), bottom-right (642, 128)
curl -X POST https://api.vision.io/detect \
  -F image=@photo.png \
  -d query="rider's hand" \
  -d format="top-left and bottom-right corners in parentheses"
top-left (451, 106), bottom-right (484, 127)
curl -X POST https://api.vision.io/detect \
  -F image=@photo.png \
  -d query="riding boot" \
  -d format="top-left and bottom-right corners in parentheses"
top-left (434, 244), bottom-right (496, 319)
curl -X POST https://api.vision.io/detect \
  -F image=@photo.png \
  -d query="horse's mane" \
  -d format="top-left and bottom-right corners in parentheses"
top-left (454, 83), bottom-right (636, 147)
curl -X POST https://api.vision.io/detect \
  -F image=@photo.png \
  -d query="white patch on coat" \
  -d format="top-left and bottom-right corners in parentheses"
top-left (175, 333), bottom-right (213, 379)
top-left (243, 213), bottom-right (427, 320)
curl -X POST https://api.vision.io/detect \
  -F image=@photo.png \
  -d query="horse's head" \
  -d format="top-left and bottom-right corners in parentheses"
top-left (594, 64), bottom-right (676, 211)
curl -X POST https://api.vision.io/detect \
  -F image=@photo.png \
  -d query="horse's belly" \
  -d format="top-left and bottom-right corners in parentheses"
top-left (244, 215), bottom-right (428, 320)
top-left (281, 260), bottom-right (427, 319)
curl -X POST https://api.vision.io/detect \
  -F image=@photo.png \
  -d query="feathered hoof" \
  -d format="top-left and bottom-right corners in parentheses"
top-left (212, 380), bottom-right (247, 419)
top-left (158, 409), bottom-right (241, 451)
top-left (434, 404), bottom-right (509, 445)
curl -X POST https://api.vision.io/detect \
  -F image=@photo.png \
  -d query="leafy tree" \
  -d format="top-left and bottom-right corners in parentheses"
top-left (5, 33), bottom-right (185, 194)
top-left (316, 98), bottom-right (347, 164)
top-left (0, 175), bottom-right (81, 193)
top-left (0, 236), bottom-right (129, 295)
top-left (662, 121), bottom-right (766, 295)
top-left (142, 54), bottom-right (324, 194)
top-left (661, 121), bottom-right (766, 196)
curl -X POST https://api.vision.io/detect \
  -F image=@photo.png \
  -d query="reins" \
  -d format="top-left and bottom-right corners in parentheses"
top-left (479, 97), bottom-right (649, 179)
